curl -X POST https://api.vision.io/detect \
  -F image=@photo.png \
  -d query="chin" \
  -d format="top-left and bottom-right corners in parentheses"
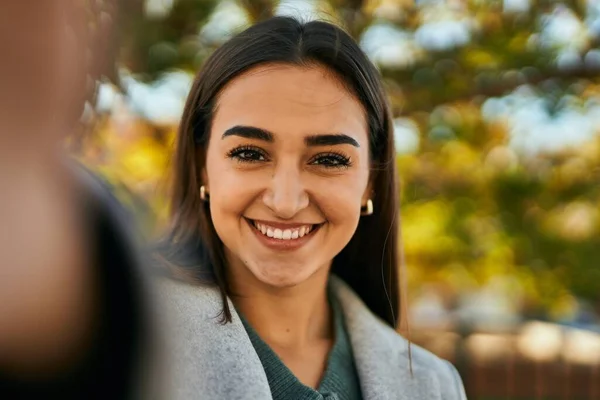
top-left (249, 260), bottom-right (323, 289)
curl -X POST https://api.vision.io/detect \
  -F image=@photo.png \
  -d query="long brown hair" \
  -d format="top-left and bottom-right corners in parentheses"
top-left (160, 16), bottom-right (402, 328)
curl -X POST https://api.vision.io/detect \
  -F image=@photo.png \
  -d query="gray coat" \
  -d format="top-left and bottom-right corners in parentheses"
top-left (156, 276), bottom-right (467, 400)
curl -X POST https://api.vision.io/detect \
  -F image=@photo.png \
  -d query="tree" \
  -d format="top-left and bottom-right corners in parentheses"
top-left (81, 0), bottom-right (600, 319)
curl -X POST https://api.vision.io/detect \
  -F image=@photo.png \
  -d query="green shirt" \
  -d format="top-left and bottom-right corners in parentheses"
top-left (239, 293), bottom-right (363, 400)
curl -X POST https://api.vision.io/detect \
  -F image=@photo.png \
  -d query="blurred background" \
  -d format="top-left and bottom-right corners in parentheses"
top-left (74, 0), bottom-right (600, 398)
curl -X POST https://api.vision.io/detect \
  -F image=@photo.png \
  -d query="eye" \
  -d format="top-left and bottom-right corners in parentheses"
top-left (226, 146), bottom-right (268, 163)
top-left (310, 152), bottom-right (352, 169)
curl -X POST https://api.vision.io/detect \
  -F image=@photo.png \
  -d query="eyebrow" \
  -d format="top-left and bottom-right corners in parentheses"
top-left (222, 126), bottom-right (273, 142)
top-left (222, 125), bottom-right (360, 147)
top-left (305, 134), bottom-right (359, 147)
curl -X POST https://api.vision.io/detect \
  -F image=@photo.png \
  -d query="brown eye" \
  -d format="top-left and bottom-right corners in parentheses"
top-left (310, 152), bottom-right (351, 169)
top-left (227, 146), bottom-right (268, 162)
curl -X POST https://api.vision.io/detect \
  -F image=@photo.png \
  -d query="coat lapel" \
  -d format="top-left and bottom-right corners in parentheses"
top-left (158, 280), bottom-right (273, 400)
top-left (330, 277), bottom-right (442, 400)
top-left (161, 277), bottom-right (448, 400)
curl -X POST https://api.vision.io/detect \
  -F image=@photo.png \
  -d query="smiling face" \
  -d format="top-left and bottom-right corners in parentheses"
top-left (203, 64), bottom-right (371, 289)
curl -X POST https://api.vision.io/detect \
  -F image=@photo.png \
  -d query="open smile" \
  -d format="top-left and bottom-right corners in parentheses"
top-left (244, 218), bottom-right (324, 250)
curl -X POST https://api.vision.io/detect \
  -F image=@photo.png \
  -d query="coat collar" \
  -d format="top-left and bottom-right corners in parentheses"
top-left (330, 276), bottom-right (441, 400)
top-left (160, 276), bottom-right (442, 400)
top-left (159, 279), bottom-right (272, 400)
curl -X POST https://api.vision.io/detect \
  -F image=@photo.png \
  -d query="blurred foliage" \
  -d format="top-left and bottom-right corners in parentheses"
top-left (78, 0), bottom-right (600, 322)
top-left (119, 0), bottom-right (220, 79)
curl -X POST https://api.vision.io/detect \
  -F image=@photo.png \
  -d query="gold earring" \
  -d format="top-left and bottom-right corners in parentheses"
top-left (361, 199), bottom-right (373, 216)
top-left (200, 185), bottom-right (209, 202)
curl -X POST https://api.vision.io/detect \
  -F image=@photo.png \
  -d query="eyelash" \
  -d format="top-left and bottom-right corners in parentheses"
top-left (308, 151), bottom-right (352, 169)
top-left (226, 146), bottom-right (352, 169)
top-left (226, 146), bottom-right (267, 163)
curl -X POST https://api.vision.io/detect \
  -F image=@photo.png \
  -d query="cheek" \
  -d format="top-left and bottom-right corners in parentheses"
top-left (205, 151), bottom-right (256, 228)
top-left (322, 201), bottom-right (361, 241)
top-left (310, 177), bottom-right (366, 233)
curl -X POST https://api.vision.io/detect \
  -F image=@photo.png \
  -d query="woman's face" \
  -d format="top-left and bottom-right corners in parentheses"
top-left (204, 64), bottom-right (371, 289)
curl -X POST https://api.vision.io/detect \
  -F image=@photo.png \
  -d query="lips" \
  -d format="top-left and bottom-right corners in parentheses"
top-left (245, 218), bottom-right (323, 241)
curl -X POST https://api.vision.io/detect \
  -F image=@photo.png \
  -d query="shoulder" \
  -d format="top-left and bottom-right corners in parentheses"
top-left (155, 277), bottom-right (224, 320)
top-left (152, 278), bottom-right (273, 400)
top-left (330, 276), bottom-right (466, 400)
top-left (367, 315), bottom-right (467, 400)
top-left (405, 340), bottom-right (466, 400)
top-left (370, 316), bottom-right (466, 399)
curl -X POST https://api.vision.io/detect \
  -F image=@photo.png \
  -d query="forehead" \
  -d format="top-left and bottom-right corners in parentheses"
top-left (212, 64), bottom-right (368, 142)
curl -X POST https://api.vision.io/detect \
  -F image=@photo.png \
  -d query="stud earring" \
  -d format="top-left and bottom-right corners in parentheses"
top-left (361, 199), bottom-right (373, 216)
top-left (200, 185), bottom-right (209, 202)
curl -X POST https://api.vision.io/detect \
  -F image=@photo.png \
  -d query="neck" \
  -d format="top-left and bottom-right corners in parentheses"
top-left (229, 267), bottom-right (333, 348)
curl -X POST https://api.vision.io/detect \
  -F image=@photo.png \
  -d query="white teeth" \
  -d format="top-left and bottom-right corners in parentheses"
top-left (252, 220), bottom-right (314, 240)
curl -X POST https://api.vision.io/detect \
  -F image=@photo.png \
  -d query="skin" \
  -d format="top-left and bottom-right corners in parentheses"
top-left (0, 1), bottom-right (85, 157)
top-left (203, 64), bottom-right (372, 387)
top-left (0, 2), bottom-right (94, 375)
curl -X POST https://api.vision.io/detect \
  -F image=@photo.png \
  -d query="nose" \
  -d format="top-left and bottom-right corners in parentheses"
top-left (262, 163), bottom-right (309, 219)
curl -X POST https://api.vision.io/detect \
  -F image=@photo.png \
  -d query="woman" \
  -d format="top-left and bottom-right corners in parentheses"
top-left (158, 16), bottom-right (467, 400)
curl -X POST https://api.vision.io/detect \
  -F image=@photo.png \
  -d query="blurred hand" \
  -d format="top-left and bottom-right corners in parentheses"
top-left (0, 0), bottom-right (96, 376)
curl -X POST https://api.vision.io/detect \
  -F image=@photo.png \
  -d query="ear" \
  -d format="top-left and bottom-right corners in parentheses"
top-left (196, 145), bottom-right (210, 190)
top-left (361, 179), bottom-right (373, 206)
top-left (201, 168), bottom-right (209, 190)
